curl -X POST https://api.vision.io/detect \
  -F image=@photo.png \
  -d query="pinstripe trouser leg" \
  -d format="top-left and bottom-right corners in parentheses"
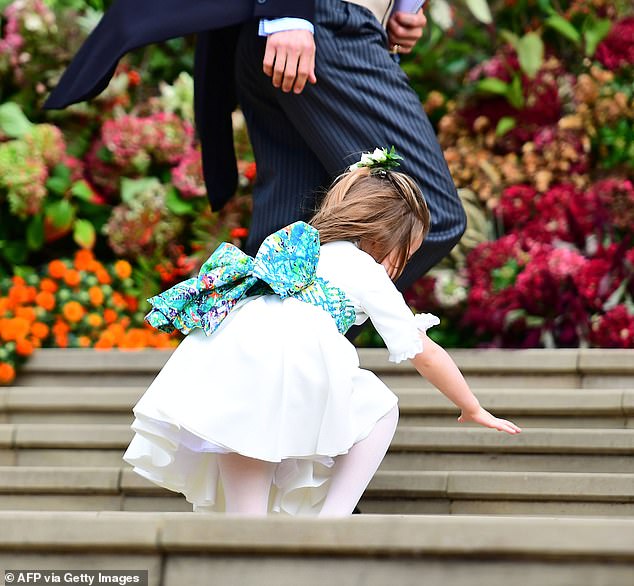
top-left (235, 0), bottom-right (466, 292)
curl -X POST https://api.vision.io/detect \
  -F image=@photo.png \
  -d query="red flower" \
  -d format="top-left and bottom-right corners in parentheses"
top-left (589, 305), bottom-right (634, 348)
top-left (243, 162), bottom-right (257, 182)
top-left (595, 17), bottom-right (634, 70)
top-left (230, 227), bottom-right (249, 239)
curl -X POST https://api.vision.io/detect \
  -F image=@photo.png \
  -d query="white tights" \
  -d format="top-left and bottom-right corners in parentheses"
top-left (211, 404), bottom-right (399, 517)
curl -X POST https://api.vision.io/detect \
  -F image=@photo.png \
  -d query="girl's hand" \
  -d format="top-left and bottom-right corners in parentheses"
top-left (458, 406), bottom-right (522, 435)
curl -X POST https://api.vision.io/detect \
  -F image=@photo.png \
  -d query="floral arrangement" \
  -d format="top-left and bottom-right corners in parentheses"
top-left (404, 2), bottom-right (634, 348)
top-left (0, 249), bottom-right (178, 384)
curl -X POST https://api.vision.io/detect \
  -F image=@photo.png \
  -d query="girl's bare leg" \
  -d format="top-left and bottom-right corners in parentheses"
top-left (319, 404), bottom-right (399, 517)
top-left (216, 452), bottom-right (277, 516)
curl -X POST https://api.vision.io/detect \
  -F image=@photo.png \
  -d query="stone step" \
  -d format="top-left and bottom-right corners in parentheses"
top-left (1, 511), bottom-right (633, 586)
top-left (1, 424), bottom-right (633, 473)
top-left (2, 387), bottom-right (631, 429)
top-left (0, 466), bottom-right (632, 517)
top-left (13, 348), bottom-right (634, 388)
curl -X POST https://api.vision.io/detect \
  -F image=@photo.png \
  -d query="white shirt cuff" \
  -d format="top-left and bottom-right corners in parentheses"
top-left (258, 18), bottom-right (315, 36)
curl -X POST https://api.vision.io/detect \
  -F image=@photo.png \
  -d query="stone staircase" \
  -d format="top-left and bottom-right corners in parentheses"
top-left (1, 348), bottom-right (633, 585)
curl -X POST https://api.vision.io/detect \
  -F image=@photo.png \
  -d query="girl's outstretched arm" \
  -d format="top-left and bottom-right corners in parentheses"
top-left (410, 334), bottom-right (522, 435)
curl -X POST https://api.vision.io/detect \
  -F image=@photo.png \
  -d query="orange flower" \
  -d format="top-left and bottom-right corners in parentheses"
top-left (35, 291), bottom-right (56, 312)
top-left (31, 322), bottom-right (50, 340)
top-left (8, 286), bottom-right (29, 306)
top-left (111, 292), bottom-right (126, 309)
top-left (121, 329), bottom-right (148, 349)
top-left (89, 286), bottom-right (104, 307)
top-left (62, 301), bottom-right (85, 323)
top-left (24, 286), bottom-right (37, 303)
top-left (15, 338), bottom-right (34, 356)
top-left (0, 297), bottom-right (10, 315)
top-left (77, 335), bottom-right (91, 348)
top-left (74, 249), bottom-right (95, 271)
top-left (87, 313), bottom-right (103, 328)
top-left (54, 333), bottom-right (68, 348)
top-left (103, 309), bottom-right (118, 324)
top-left (1, 317), bottom-right (30, 341)
top-left (15, 307), bottom-right (36, 322)
top-left (11, 276), bottom-right (26, 287)
top-left (40, 278), bottom-right (58, 293)
top-left (107, 322), bottom-right (126, 341)
top-left (64, 269), bottom-right (81, 287)
top-left (95, 330), bottom-right (116, 349)
top-left (114, 260), bottom-right (132, 280)
top-left (96, 269), bottom-right (112, 285)
top-left (152, 333), bottom-right (178, 348)
top-left (0, 362), bottom-right (16, 384)
top-left (52, 320), bottom-right (70, 336)
top-left (48, 260), bottom-right (67, 279)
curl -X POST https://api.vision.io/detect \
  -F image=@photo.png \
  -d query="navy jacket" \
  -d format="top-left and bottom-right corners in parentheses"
top-left (44, 0), bottom-right (314, 209)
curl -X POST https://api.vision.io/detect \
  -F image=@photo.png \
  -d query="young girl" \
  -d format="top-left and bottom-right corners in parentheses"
top-left (122, 148), bottom-right (521, 517)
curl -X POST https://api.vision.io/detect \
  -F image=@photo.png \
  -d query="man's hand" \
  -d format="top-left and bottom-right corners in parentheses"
top-left (263, 30), bottom-right (317, 94)
top-left (387, 9), bottom-right (427, 54)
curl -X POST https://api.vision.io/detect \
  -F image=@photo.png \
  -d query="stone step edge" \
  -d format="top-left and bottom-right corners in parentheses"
top-left (15, 348), bottom-right (634, 375)
top-left (0, 467), bottom-right (632, 502)
top-left (2, 388), bottom-right (633, 416)
top-left (2, 425), bottom-right (634, 452)
top-left (1, 511), bottom-right (634, 558)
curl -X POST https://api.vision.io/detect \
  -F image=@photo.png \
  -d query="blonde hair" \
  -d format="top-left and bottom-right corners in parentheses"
top-left (310, 167), bottom-right (431, 280)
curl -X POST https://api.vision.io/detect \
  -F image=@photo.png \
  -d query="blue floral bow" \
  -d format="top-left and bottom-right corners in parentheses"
top-left (145, 221), bottom-right (356, 336)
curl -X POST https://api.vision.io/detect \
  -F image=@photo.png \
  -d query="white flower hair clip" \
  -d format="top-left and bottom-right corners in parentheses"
top-left (348, 146), bottom-right (404, 172)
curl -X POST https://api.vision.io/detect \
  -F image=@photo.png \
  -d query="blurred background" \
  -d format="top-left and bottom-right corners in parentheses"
top-left (0, 0), bottom-right (632, 384)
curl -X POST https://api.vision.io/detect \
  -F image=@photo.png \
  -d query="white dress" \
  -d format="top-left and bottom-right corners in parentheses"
top-left (122, 240), bottom-right (439, 515)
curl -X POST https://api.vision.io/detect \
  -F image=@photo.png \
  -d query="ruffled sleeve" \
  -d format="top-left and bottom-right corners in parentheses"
top-left (358, 260), bottom-right (440, 362)
top-left (317, 242), bottom-right (440, 363)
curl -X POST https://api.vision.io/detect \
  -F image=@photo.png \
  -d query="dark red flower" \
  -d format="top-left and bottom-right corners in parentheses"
top-left (589, 305), bottom-right (634, 348)
top-left (595, 17), bottom-right (634, 70)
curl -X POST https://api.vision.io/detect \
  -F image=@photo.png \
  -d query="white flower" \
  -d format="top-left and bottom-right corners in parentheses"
top-left (349, 147), bottom-right (390, 170)
top-left (432, 269), bottom-right (468, 308)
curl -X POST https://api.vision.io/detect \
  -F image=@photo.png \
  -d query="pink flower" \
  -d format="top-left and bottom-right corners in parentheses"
top-left (147, 112), bottom-right (194, 165)
top-left (171, 147), bottom-right (206, 198)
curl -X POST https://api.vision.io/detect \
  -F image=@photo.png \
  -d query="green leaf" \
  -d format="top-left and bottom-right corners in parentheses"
top-left (73, 219), bottom-right (96, 249)
top-left (506, 74), bottom-right (525, 109)
top-left (120, 177), bottom-right (161, 204)
top-left (0, 240), bottom-right (27, 264)
top-left (464, 0), bottom-right (492, 24)
top-left (51, 164), bottom-right (71, 183)
top-left (166, 186), bottom-right (195, 215)
top-left (496, 116), bottom-right (517, 136)
top-left (70, 180), bottom-right (94, 201)
top-left (517, 32), bottom-right (544, 78)
top-left (537, 0), bottom-right (555, 15)
top-left (545, 15), bottom-right (581, 44)
top-left (0, 102), bottom-right (34, 138)
top-left (26, 214), bottom-right (44, 251)
top-left (499, 29), bottom-right (520, 49)
top-left (476, 77), bottom-right (510, 95)
top-left (45, 200), bottom-right (75, 230)
top-left (45, 176), bottom-right (71, 196)
top-left (583, 18), bottom-right (611, 57)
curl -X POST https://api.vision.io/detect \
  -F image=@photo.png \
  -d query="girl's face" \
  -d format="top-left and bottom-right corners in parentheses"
top-left (380, 233), bottom-right (424, 280)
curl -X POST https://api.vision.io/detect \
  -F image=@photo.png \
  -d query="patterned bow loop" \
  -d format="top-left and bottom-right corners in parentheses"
top-left (252, 221), bottom-right (320, 298)
top-left (144, 221), bottom-right (357, 337)
top-left (145, 243), bottom-right (258, 336)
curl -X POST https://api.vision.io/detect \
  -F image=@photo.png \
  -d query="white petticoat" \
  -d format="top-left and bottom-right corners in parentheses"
top-left (122, 294), bottom-right (400, 516)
